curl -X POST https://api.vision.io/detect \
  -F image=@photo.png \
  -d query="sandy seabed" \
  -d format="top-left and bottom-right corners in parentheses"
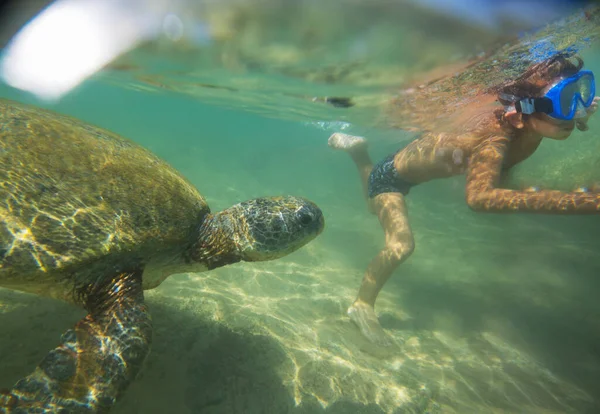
top-left (2, 190), bottom-right (599, 414)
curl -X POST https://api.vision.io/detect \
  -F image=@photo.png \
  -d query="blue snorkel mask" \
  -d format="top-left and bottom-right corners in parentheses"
top-left (511, 70), bottom-right (595, 120)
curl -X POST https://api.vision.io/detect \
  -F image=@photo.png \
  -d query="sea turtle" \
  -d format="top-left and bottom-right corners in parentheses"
top-left (0, 99), bottom-right (324, 413)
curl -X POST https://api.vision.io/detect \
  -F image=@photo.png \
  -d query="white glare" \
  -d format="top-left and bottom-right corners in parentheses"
top-left (163, 13), bottom-right (184, 41)
top-left (0, 0), bottom-right (169, 101)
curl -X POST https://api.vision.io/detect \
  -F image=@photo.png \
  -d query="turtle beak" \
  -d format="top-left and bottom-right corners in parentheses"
top-left (317, 211), bottom-right (325, 234)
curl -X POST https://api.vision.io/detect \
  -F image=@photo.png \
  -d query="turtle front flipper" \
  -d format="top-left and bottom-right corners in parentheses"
top-left (0, 269), bottom-right (152, 413)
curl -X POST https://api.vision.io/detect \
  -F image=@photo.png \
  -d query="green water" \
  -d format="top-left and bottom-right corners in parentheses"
top-left (1, 52), bottom-right (600, 413)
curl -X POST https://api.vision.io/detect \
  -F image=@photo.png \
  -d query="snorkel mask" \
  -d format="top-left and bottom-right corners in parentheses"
top-left (502, 70), bottom-right (595, 121)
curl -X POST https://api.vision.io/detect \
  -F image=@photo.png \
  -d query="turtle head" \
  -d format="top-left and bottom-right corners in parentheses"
top-left (192, 196), bottom-right (324, 269)
top-left (236, 196), bottom-right (324, 261)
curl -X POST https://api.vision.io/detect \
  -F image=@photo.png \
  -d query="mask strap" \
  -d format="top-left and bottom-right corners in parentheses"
top-left (515, 97), bottom-right (553, 115)
top-left (516, 98), bottom-right (536, 115)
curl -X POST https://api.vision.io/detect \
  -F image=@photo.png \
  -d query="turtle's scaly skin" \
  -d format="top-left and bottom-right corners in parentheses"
top-left (0, 99), bottom-right (208, 301)
top-left (0, 268), bottom-right (152, 414)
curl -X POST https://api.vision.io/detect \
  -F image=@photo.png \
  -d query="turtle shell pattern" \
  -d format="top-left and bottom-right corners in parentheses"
top-left (0, 99), bottom-right (208, 301)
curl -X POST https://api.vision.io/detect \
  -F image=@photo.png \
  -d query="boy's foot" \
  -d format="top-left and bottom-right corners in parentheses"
top-left (328, 133), bottom-right (367, 153)
top-left (347, 301), bottom-right (393, 347)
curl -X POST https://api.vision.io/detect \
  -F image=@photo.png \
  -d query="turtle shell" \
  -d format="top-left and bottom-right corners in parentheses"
top-left (0, 99), bottom-right (209, 300)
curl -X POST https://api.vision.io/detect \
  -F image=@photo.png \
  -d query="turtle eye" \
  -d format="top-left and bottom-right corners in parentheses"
top-left (298, 211), bottom-right (313, 225)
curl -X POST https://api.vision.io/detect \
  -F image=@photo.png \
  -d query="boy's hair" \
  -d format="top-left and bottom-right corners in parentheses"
top-left (496, 52), bottom-right (584, 106)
